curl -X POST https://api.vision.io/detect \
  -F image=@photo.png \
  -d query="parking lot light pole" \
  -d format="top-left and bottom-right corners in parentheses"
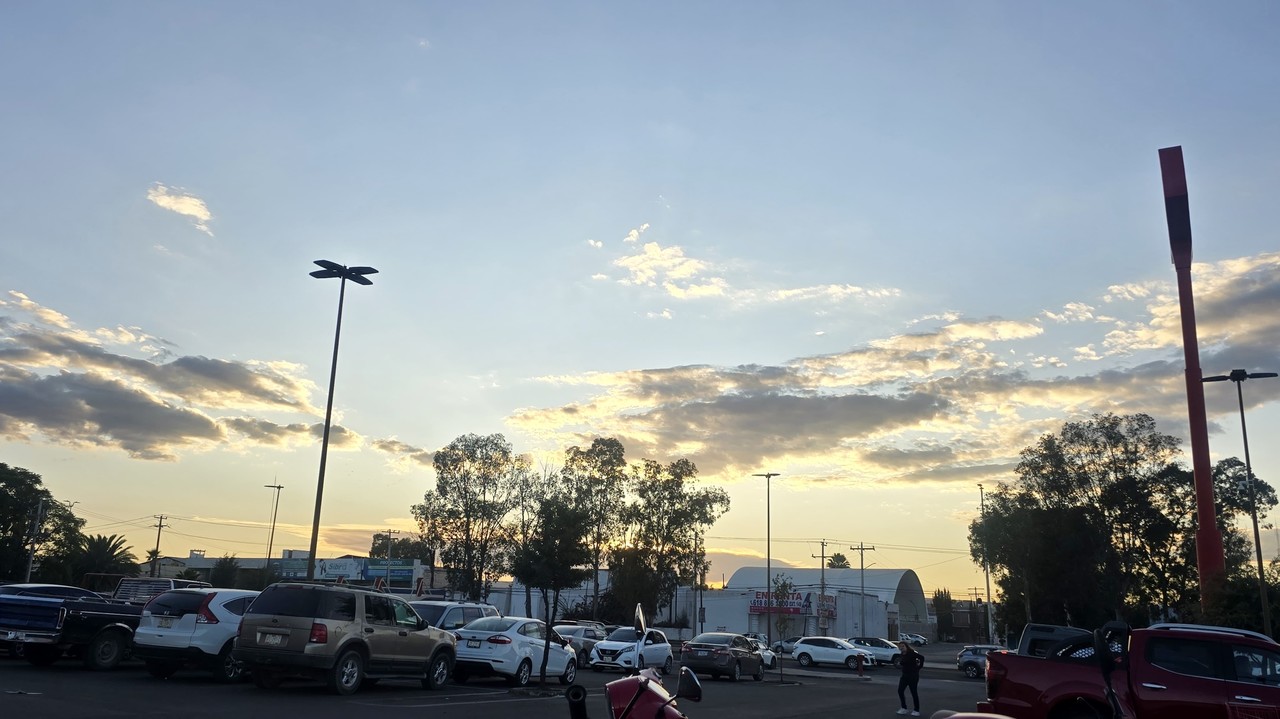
top-left (1204, 369), bottom-right (1278, 636)
top-left (306, 260), bottom-right (378, 580)
top-left (264, 483), bottom-right (283, 575)
top-left (753, 472), bottom-right (779, 647)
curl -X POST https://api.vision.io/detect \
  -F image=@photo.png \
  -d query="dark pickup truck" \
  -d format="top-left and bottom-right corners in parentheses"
top-left (0, 577), bottom-right (209, 670)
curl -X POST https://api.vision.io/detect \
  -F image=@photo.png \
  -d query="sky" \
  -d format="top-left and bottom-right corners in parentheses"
top-left (2, 2), bottom-right (1279, 600)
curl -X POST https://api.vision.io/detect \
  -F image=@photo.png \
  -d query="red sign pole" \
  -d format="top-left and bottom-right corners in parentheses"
top-left (1159, 146), bottom-right (1225, 609)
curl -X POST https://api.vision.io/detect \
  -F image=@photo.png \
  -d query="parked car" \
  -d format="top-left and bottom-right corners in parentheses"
top-left (590, 626), bottom-right (673, 675)
top-left (847, 637), bottom-right (902, 666)
top-left (407, 600), bottom-right (499, 631)
top-left (743, 632), bottom-right (769, 644)
top-left (679, 632), bottom-right (764, 681)
top-left (900, 632), bottom-right (928, 646)
top-left (771, 636), bottom-right (802, 654)
top-left (956, 643), bottom-right (1004, 679)
top-left (791, 636), bottom-right (874, 669)
top-left (0, 584), bottom-right (105, 658)
top-left (132, 588), bottom-right (259, 682)
top-left (749, 638), bottom-right (777, 669)
top-left (454, 616), bottom-right (576, 687)
top-left (554, 624), bottom-right (607, 665)
top-left (234, 582), bottom-right (456, 695)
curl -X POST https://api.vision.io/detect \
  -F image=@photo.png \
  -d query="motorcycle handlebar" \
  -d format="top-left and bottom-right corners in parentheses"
top-left (565, 684), bottom-right (590, 719)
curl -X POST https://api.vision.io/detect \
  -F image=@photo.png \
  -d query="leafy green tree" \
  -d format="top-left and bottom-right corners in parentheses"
top-left (0, 463), bottom-right (85, 582)
top-left (509, 498), bottom-right (592, 685)
top-left (933, 588), bottom-right (954, 640)
top-left (412, 433), bottom-right (520, 600)
top-left (771, 573), bottom-right (797, 643)
top-left (211, 555), bottom-right (240, 587)
top-left (599, 546), bottom-right (660, 623)
top-left (827, 552), bottom-right (851, 569)
top-left (368, 533), bottom-right (436, 564)
top-left (74, 534), bottom-right (140, 578)
top-left (507, 459), bottom-right (554, 618)
top-left (561, 438), bottom-right (629, 619)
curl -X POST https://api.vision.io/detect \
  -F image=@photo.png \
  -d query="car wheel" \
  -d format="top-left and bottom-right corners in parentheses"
top-left (84, 630), bottom-right (127, 671)
top-left (422, 653), bottom-right (452, 690)
top-left (252, 671), bottom-right (283, 689)
top-left (24, 645), bottom-right (61, 667)
top-left (753, 660), bottom-right (764, 681)
top-left (213, 642), bottom-right (244, 683)
top-left (636, 655), bottom-right (646, 674)
top-left (559, 658), bottom-right (577, 686)
top-left (146, 661), bottom-right (179, 679)
top-left (508, 659), bottom-right (532, 687)
top-left (797, 653), bottom-right (813, 667)
top-left (729, 661), bottom-right (741, 682)
top-left (327, 649), bottom-right (364, 695)
top-left (964, 662), bottom-right (982, 679)
top-left (662, 655), bottom-right (672, 676)
top-left (845, 656), bottom-right (859, 670)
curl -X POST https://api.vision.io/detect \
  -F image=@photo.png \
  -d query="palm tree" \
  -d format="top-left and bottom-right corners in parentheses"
top-left (145, 548), bottom-right (161, 578)
top-left (75, 534), bottom-right (141, 578)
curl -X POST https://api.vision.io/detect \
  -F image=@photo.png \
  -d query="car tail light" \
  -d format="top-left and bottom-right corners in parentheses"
top-left (195, 594), bottom-right (219, 624)
top-left (714, 648), bottom-right (729, 656)
top-left (487, 635), bottom-right (512, 645)
top-left (309, 623), bottom-right (328, 643)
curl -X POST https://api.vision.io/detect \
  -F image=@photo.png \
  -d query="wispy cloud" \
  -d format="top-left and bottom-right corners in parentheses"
top-left (146, 183), bottom-right (214, 236)
top-left (623, 223), bottom-right (650, 243)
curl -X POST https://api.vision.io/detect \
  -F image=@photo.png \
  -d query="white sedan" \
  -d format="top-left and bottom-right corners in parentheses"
top-left (454, 616), bottom-right (577, 687)
top-left (790, 637), bottom-right (875, 669)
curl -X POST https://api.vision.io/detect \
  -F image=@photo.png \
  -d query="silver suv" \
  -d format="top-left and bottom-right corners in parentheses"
top-left (408, 600), bottom-right (499, 631)
top-left (234, 583), bottom-right (456, 695)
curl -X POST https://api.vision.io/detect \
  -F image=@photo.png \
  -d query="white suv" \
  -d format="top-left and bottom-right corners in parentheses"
top-left (590, 627), bottom-right (673, 674)
top-left (133, 588), bottom-right (260, 681)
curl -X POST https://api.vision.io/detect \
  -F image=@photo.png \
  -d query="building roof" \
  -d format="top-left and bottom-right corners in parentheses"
top-left (725, 566), bottom-right (930, 623)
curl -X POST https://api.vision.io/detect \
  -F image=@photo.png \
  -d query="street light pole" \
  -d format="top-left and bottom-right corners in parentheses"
top-left (753, 472), bottom-right (779, 648)
top-left (306, 260), bottom-right (378, 581)
top-left (264, 483), bottom-right (283, 576)
top-left (1204, 369), bottom-right (1278, 636)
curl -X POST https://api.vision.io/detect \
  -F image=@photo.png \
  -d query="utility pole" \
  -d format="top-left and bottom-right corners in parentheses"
top-left (851, 542), bottom-right (875, 635)
top-left (812, 540), bottom-right (828, 635)
top-left (383, 530), bottom-right (401, 589)
top-left (264, 483), bottom-right (284, 577)
top-left (151, 515), bottom-right (168, 578)
top-left (25, 498), bottom-right (46, 582)
top-left (979, 483), bottom-right (994, 644)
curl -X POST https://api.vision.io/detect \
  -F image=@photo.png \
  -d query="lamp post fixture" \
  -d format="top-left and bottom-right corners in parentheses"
top-left (264, 483), bottom-right (283, 576)
top-left (305, 260), bottom-right (378, 580)
top-left (753, 472), bottom-right (780, 648)
top-left (1203, 369), bottom-right (1278, 636)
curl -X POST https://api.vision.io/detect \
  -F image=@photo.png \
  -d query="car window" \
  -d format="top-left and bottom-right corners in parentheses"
top-left (607, 627), bottom-right (642, 641)
top-left (1148, 637), bottom-right (1221, 679)
top-left (469, 616), bottom-right (518, 632)
top-left (463, 607), bottom-right (482, 624)
top-left (365, 595), bottom-right (394, 626)
top-left (325, 592), bottom-right (357, 621)
top-left (1232, 645), bottom-right (1280, 685)
top-left (519, 621), bottom-right (545, 639)
top-left (250, 587), bottom-right (321, 617)
top-left (146, 591), bottom-right (204, 615)
top-left (441, 608), bottom-right (468, 630)
top-left (221, 596), bottom-right (251, 615)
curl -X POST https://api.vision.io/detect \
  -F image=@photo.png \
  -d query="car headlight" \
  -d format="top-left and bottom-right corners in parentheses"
top-left (619, 645), bottom-right (635, 654)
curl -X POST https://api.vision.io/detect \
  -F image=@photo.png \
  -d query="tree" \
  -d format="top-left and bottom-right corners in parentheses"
top-left (507, 458), bottom-right (554, 618)
top-left (508, 498), bottom-right (591, 685)
top-left (561, 438), bottom-right (629, 619)
top-left (75, 534), bottom-right (140, 578)
top-left (211, 555), bottom-right (240, 587)
top-left (933, 589), bottom-right (954, 640)
top-left (0, 463), bottom-right (85, 582)
top-left (827, 552), bottom-right (851, 569)
top-left (771, 573), bottom-right (797, 643)
top-left (145, 548), bottom-right (161, 578)
top-left (175, 568), bottom-right (202, 581)
top-left (412, 433), bottom-right (520, 600)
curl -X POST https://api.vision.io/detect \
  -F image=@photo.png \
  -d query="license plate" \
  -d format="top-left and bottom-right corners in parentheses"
top-left (697, 650), bottom-right (708, 657)
top-left (467, 639), bottom-right (480, 648)
top-left (259, 632), bottom-right (284, 647)
top-left (158, 618), bottom-right (173, 629)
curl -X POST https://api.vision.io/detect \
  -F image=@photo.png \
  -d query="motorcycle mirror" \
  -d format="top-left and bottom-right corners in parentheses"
top-left (676, 666), bottom-right (702, 702)
top-left (1094, 621), bottom-right (1126, 678)
top-left (633, 603), bottom-right (647, 638)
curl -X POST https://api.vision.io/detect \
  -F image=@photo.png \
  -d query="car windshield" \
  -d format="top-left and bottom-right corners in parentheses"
top-left (832, 638), bottom-right (855, 649)
top-left (607, 627), bottom-right (642, 641)
top-left (690, 633), bottom-right (732, 645)
top-left (466, 616), bottom-right (518, 633)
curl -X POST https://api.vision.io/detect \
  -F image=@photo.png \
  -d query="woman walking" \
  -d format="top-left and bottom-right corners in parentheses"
top-left (895, 640), bottom-right (925, 716)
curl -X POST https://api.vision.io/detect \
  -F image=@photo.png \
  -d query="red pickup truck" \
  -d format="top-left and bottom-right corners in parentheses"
top-left (978, 622), bottom-right (1280, 719)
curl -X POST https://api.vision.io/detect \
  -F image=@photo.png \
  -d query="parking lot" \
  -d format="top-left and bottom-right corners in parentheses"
top-left (0, 643), bottom-right (986, 719)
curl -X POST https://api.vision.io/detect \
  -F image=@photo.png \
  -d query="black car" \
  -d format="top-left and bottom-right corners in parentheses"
top-left (679, 632), bottom-right (765, 682)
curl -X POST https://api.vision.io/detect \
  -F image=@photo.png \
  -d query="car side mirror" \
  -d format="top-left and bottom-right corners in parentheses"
top-left (676, 666), bottom-right (702, 702)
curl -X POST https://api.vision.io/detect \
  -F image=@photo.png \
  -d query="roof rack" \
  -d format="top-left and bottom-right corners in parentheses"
top-left (1147, 623), bottom-right (1276, 644)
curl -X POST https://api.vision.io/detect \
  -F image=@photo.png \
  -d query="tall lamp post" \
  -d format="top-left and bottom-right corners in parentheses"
top-left (1204, 369), bottom-right (1277, 636)
top-left (753, 472), bottom-right (779, 646)
top-left (306, 260), bottom-right (378, 580)
top-left (264, 483), bottom-right (283, 576)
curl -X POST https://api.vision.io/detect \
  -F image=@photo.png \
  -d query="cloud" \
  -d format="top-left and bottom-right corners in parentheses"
top-left (646, 309), bottom-right (673, 320)
top-left (587, 239), bottom-right (603, 249)
top-left (146, 183), bottom-right (214, 236)
top-left (623, 223), bottom-right (650, 243)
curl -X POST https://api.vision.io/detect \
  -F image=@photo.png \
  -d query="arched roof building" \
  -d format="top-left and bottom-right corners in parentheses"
top-left (725, 566), bottom-right (930, 625)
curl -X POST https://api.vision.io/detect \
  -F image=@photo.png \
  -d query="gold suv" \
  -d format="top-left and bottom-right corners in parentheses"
top-left (234, 582), bottom-right (456, 695)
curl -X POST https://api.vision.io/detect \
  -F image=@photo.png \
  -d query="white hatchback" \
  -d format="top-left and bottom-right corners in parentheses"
top-left (133, 588), bottom-right (260, 682)
top-left (453, 616), bottom-right (577, 687)
top-left (791, 636), bottom-right (875, 669)
top-left (590, 627), bottom-right (673, 674)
